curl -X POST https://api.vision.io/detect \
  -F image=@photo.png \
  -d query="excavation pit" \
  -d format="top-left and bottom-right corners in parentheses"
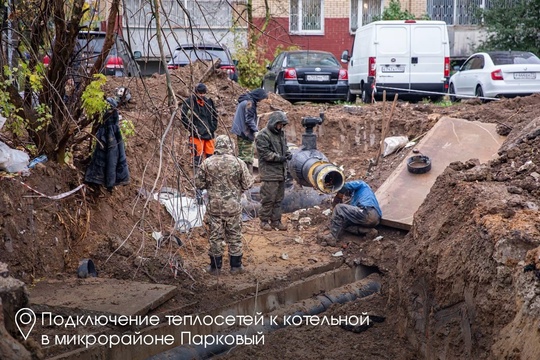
top-left (46, 265), bottom-right (380, 360)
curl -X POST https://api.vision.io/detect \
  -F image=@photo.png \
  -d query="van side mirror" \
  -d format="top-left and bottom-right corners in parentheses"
top-left (133, 51), bottom-right (142, 59)
top-left (233, 59), bottom-right (239, 66)
top-left (341, 50), bottom-right (350, 63)
top-left (453, 65), bottom-right (460, 71)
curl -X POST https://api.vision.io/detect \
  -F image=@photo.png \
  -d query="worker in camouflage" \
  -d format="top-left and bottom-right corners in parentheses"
top-left (195, 135), bottom-right (254, 275)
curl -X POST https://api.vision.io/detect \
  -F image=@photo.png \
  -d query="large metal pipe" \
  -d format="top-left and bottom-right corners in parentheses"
top-left (147, 275), bottom-right (381, 360)
top-left (288, 114), bottom-right (344, 194)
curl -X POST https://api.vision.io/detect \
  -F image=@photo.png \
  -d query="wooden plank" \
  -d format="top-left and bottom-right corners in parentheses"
top-left (375, 117), bottom-right (505, 230)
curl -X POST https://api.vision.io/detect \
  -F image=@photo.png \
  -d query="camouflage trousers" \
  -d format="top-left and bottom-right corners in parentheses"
top-left (236, 136), bottom-right (254, 165)
top-left (330, 204), bottom-right (380, 239)
top-left (207, 213), bottom-right (243, 257)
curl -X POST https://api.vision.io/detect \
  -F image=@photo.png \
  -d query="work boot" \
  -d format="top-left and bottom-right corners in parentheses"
top-left (365, 228), bottom-right (379, 239)
top-left (260, 220), bottom-right (272, 231)
top-left (206, 255), bottom-right (222, 276)
top-left (317, 233), bottom-right (337, 247)
top-left (271, 220), bottom-right (288, 231)
top-left (230, 255), bottom-right (245, 275)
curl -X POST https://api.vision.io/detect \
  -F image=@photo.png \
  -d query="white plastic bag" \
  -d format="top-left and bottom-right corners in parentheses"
top-left (154, 191), bottom-right (206, 233)
top-left (0, 141), bottom-right (30, 172)
top-left (383, 136), bottom-right (409, 157)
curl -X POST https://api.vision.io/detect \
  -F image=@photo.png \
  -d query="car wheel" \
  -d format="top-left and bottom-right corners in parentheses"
top-left (475, 85), bottom-right (485, 102)
top-left (449, 83), bottom-right (459, 103)
top-left (361, 88), bottom-right (370, 104)
top-left (346, 89), bottom-right (357, 103)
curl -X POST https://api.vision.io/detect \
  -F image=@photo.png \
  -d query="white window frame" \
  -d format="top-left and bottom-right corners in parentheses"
top-left (289, 0), bottom-right (325, 35)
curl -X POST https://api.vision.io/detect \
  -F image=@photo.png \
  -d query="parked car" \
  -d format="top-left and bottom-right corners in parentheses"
top-left (449, 51), bottom-right (540, 101)
top-left (167, 43), bottom-right (238, 81)
top-left (77, 31), bottom-right (141, 77)
top-left (262, 50), bottom-right (350, 103)
top-left (43, 31), bottom-right (142, 78)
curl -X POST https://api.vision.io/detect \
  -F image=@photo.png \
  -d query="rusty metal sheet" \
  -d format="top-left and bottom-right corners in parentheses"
top-left (375, 117), bottom-right (505, 230)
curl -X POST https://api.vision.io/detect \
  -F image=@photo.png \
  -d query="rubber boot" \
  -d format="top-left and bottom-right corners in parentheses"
top-left (230, 255), bottom-right (245, 275)
top-left (206, 255), bottom-right (222, 276)
top-left (271, 220), bottom-right (288, 231)
top-left (260, 220), bottom-right (272, 231)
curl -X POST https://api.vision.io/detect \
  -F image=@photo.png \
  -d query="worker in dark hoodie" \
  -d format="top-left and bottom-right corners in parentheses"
top-left (180, 83), bottom-right (218, 172)
top-left (255, 111), bottom-right (291, 231)
top-left (231, 88), bottom-right (268, 173)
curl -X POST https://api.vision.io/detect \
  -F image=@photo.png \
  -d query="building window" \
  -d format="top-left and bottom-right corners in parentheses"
top-left (427, 0), bottom-right (518, 25)
top-left (187, 0), bottom-right (231, 28)
top-left (290, 0), bottom-right (324, 34)
top-left (126, 0), bottom-right (154, 27)
top-left (351, 0), bottom-right (382, 32)
top-left (126, 0), bottom-right (231, 28)
top-left (162, 0), bottom-right (186, 27)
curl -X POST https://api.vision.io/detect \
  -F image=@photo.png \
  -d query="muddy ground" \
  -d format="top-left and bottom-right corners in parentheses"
top-left (1, 62), bottom-right (540, 359)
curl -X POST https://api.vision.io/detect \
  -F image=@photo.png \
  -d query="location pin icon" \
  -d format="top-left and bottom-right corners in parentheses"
top-left (15, 308), bottom-right (36, 340)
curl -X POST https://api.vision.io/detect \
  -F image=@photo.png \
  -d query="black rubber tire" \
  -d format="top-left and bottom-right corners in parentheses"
top-left (407, 155), bottom-right (432, 174)
top-left (346, 89), bottom-right (357, 103)
top-left (449, 83), bottom-right (459, 103)
top-left (361, 88), bottom-right (370, 104)
top-left (475, 85), bottom-right (485, 102)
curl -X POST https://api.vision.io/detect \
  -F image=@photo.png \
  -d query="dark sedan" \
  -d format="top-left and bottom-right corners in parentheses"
top-left (262, 50), bottom-right (350, 103)
top-left (167, 43), bottom-right (238, 82)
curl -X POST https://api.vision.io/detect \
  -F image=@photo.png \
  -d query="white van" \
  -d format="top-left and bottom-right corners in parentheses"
top-left (341, 20), bottom-right (450, 102)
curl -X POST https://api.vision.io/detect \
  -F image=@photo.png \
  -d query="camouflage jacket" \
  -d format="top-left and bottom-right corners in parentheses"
top-left (195, 135), bottom-right (254, 216)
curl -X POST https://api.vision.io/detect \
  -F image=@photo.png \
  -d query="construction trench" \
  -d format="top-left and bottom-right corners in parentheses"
top-left (2, 74), bottom-right (540, 359)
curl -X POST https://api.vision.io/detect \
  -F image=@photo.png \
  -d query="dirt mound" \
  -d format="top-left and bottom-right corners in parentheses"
top-left (395, 115), bottom-right (540, 358)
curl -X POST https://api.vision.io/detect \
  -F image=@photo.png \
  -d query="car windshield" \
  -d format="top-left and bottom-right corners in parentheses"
top-left (287, 52), bottom-right (339, 67)
top-left (489, 52), bottom-right (540, 65)
top-left (172, 48), bottom-right (230, 64)
top-left (77, 35), bottom-right (117, 55)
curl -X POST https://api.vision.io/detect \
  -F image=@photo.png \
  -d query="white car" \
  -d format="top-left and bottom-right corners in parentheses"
top-left (449, 51), bottom-right (540, 101)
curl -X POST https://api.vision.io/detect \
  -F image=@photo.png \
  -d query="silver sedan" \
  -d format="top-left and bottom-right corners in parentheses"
top-left (449, 51), bottom-right (540, 101)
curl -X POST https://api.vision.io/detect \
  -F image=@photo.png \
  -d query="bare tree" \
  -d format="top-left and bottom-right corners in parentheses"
top-left (0, 0), bottom-right (119, 162)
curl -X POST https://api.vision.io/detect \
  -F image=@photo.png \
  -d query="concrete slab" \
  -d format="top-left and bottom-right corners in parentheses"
top-left (375, 117), bottom-right (505, 230)
top-left (29, 278), bottom-right (176, 317)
